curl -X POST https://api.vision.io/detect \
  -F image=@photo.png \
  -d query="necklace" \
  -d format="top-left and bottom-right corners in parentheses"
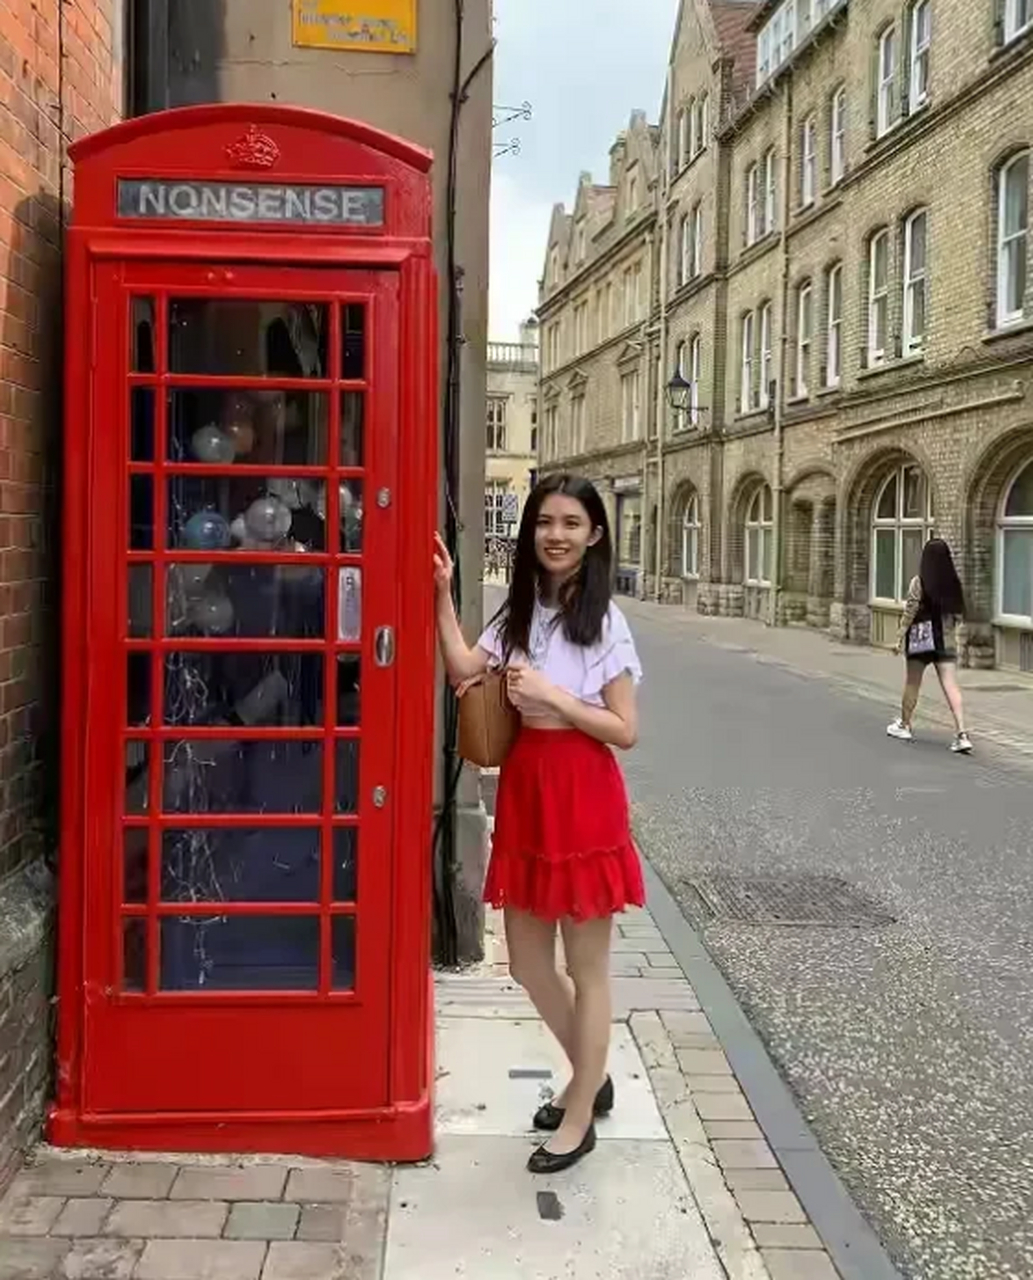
top-left (528, 603), bottom-right (559, 669)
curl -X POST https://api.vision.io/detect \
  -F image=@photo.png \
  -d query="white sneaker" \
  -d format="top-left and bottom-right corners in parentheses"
top-left (887, 719), bottom-right (913, 742)
top-left (951, 733), bottom-right (973, 754)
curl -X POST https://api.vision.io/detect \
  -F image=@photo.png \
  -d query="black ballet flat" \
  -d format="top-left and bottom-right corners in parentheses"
top-left (527, 1123), bottom-right (597, 1175)
top-left (532, 1075), bottom-right (614, 1132)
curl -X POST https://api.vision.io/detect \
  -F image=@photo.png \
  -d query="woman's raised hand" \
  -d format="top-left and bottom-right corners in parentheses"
top-left (433, 532), bottom-right (454, 593)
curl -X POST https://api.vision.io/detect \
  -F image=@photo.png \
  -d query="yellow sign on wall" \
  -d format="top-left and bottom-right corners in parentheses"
top-left (292, 0), bottom-right (417, 54)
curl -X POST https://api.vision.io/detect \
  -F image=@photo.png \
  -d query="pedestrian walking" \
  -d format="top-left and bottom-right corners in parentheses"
top-left (433, 473), bottom-right (644, 1174)
top-left (887, 538), bottom-right (973, 753)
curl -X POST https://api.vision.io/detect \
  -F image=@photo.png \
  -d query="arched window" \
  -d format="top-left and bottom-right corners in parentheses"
top-left (997, 150), bottom-right (1029, 329)
top-left (682, 491), bottom-right (701, 578)
top-left (871, 463), bottom-right (934, 603)
top-left (745, 483), bottom-right (774, 585)
top-left (998, 458), bottom-right (1033, 622)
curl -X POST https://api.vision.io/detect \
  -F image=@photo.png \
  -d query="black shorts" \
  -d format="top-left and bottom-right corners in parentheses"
top-left (907, 650), bottom-right (956, 667)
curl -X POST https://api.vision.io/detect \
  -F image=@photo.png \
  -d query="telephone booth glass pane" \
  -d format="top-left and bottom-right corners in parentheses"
top-left (168, 300), bottom-right (330, 377)
top-left (167, 390), bottom-right (328, 465)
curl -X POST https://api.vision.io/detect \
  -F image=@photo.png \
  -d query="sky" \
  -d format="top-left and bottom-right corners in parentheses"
top-left (488, 0), bottom-right (677, 342)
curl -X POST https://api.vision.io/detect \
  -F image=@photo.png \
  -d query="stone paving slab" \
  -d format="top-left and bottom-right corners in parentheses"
top-left (435, 1016), bottom-right (665, 1140)
top-left (385, 1135), bottom-right (724, 1280)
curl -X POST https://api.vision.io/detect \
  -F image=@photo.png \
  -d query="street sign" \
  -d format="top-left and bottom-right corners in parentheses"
top-left (291, 0), bottom-right (417, 54)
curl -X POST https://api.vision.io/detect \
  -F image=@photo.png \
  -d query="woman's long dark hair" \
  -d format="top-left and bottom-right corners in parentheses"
top-left (496, 473), bottom-right (613, 657)
top-left (919, 538), bottom-right (965, 617)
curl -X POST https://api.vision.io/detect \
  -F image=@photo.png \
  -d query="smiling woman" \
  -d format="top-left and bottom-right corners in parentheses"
top-left (433, 473), bottom-right (644, 1175)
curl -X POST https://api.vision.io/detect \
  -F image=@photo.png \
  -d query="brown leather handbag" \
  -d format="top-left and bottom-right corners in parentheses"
top-left (456, 672), bottom-right (519, 768)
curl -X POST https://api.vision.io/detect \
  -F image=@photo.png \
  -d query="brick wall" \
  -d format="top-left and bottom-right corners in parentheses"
top-left (0, 0), bottom-right (123, 1193)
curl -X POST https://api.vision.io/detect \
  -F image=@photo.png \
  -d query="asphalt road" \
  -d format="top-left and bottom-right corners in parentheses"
top-left (614, 603), bottom-right (1033, 1280)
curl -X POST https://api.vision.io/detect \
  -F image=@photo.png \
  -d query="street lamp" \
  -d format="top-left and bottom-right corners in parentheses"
top-left (665, 370), bottom-right (694, 413)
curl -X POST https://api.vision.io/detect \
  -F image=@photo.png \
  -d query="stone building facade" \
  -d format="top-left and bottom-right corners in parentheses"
top-left (485, 318), bottom-right (540, 550)
top-left (537, 111), bottom-right (659, 596)
top-left (544, 0), bottom-right (1033, 672)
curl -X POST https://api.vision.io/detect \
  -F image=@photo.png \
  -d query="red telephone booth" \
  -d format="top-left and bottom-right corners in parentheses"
top-left (50, 105), bottom-right (437, 1161)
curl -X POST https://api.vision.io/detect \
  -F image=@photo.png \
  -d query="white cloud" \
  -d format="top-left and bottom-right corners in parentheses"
top-left (489, 167), bottom-right (553, 342)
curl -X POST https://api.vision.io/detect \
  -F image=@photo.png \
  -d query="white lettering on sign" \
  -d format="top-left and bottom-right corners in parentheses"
top-left (116, 178), bottom-right (385, 227)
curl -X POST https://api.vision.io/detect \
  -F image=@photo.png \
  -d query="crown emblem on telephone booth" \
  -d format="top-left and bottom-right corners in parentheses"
top-left (225, 125), bottom-right (281, 169)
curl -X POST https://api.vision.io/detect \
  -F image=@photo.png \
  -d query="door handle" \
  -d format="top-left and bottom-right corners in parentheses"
top-left (374, 626), bottom-right (395, 668)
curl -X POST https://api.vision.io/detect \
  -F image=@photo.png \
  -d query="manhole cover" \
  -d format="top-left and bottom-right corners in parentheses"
top-left (967, 684), bottom-right (1028, 694)
top-left (684, 870), bottom-right (896, 928)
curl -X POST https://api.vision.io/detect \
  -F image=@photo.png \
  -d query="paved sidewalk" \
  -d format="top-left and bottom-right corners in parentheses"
top-left (0, 899), bottom-right (848, 1279)
top-left (621, 597), bottom-right (1033, 756)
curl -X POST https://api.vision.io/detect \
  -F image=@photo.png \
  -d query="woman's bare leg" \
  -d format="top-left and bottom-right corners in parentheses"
top-left (542, 915), bottom-right (613, 1155)
top-left (935, 662), bottom-right (966, 734)
top-left (504, 907), bottom-right (576, 1067)
top-left (901, 660), bottom-right (925, 727)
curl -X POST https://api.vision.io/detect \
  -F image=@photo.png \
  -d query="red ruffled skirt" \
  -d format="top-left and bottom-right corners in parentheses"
top-left (485, 728), bottom-right (645, 922)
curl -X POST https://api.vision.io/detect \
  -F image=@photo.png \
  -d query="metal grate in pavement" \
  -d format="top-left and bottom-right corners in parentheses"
top-left (684, 870), bottom-right (896, 928)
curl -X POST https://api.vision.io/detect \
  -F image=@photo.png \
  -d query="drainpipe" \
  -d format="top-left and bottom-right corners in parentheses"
top-left (654, 64), bottom-right (673, 603)
top-left (641, 229), bottom-right (655, 601)
top-left (772, 77), bottom-right (793, 627)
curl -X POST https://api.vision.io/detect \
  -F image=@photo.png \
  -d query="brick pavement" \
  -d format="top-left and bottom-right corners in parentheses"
top-left (0, 899), bottom-right (844, 1279)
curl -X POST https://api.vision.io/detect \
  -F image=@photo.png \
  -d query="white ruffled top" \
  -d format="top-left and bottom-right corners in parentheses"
top-left (478, 600), bottom-right (643, 708)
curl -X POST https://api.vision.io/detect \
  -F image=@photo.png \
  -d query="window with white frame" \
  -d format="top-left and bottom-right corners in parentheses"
top-left (909, 0), bottom-right (931, 110)
top-left (764, 147), bottom-right (778, 234)
top-left (759, 302), bottom-right (773, 409)
top-left (756, 0), bottom-right (847, 87)
top-left (570, 395), bottom-right (586, 456)
top-left (573, 301), bottom-right (588, 355)
top-left (695, 94), bottom-right (709, 155)
top-left (825, 262), bottom-right (843, 387)
top-left (998, 457), bottom-right (1033, 622)
top-left (682, 491), bottom-right (701, 578)
top-left (486, 396), bottom-right (508, 452)
top-left (1004, 0), bottom-right (1032, 45)
top-left (679, 215), bottom-right (691, 287)
top-left (485, 481), bottom-right (510, 536)
top-left (795, 281), bottom-right (813, 395)
top-left (758, 25), bottom-right (773, 81)
top-left (871, 463), bottom-right (934, 602)
top-left (544, 403), bottom-right (559, 459)
top-left (621, 370), bottom-right (641, 442)
top-left (575, 221), bottom-right (587, 263)
top-left (800, 115), bottom-right (817, 207)
top-left (868, 229), bottom-right (890, 365)
top-left (691, 202), bottom-right (703, 277)
top-left (679, 109), bottom-right (691, 169)
top-left (902, 208), bottom-right (928, 354)
top-left (876, 26), bottom-right (898, 138)
top-left (746, 163), bottom-right (761, 245)
top-left (689, 333), bottom-right (702, 426)
top-left (997, 151), bottom-right (1029, 328)
top-left (740, 311), bottom-right (755, 413)
top-left (627, 169), bottom-right (639, 212)
top-left (673, 340), bottom-right (688, 431)
top-left (830, 86), bottom-right (846, 186)
top-left (745, 484), bottom-right (774, 585)
top-left (780, 3), bottom-right (796, 58)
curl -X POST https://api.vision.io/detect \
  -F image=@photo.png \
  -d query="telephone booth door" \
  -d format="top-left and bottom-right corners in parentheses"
top-left (82, 261), bottom-right (400, 1116)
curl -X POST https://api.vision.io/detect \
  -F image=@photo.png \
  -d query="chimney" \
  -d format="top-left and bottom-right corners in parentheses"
top-left (609, 133), bottom-right (627, 186)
